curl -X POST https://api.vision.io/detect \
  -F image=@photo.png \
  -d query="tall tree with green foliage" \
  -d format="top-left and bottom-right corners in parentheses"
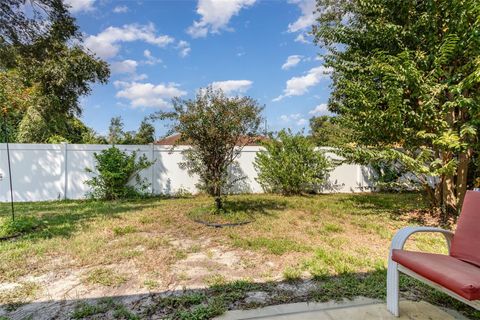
top-left (0, 0), bottom-right (109, 143)
top-left (313, 0), bottom-right (480, 221)
top-left (154, 86), bottom-right (264, 211)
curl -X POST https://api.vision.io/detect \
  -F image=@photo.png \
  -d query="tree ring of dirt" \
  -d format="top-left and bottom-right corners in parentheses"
top-left (0, 233), bottom-right (22, 241)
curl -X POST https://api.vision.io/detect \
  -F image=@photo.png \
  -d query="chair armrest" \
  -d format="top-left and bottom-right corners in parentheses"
top-left (390, 226), bottom-right (454, 254)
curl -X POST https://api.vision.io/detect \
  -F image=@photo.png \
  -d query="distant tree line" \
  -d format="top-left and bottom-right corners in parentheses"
top-left (105, 116), bottom-right (155, 145)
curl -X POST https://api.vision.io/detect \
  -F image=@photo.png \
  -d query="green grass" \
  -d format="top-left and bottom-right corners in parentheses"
top-left (112, 225), bottom-right (137, 236)
top-left (282, 266), bottom-right (302, 281)
top-left (143, 281), bottom-right (262, 319)
top-left (230, 235), bottom-right (310, 255)
top-left (321, 222), bottom-right (344, 234)
top-left (187, 197), bottom-right (288, 225)
top-left (84, 268), bottom-right (128, 287)
top-left (303, 247), bottom-right (376, 277)
top-left (0, 216), bottom-right (42, 238)
top-left (72, 298), bottom-right (139, 319)
top-left (143, 279), bottom-right (160, 290)
top-left (0, 192), bottom-right (473, 319)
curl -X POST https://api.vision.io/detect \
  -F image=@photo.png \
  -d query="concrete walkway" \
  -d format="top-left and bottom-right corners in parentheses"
top-left (215, 298), bottom-right (468, 320)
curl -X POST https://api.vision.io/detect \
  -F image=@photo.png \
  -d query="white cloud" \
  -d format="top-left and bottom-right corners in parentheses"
top-left (113, 5), bottom-right (128, 13)
top-left (210, 80), bottom-right (252, 95)
top-left (297, 118), bottom-right (308, 125)
top-left (132, 74), bottom-right (148, 81)
top-left (64, 0), bottom-right (95, 13)
top-left (294, 33), bottom-right (310, 44)
top-left (288, 0), bottom-right (317, 33)
top-left (280, 113), bottom-right (308, 126)
top-left (281, 55), bottom-right (303, 70)
top-left (84, 23), bottom-right (174, 59)
top-left (115, 81), bottom-right (187, 109)
top-left (187, 0), bottom-right (256, 38)
top-left (273, 66), bottom-right (332, 101)
top-left (110, 59), bottom-right (138, 74)
top-left (177, 41), bottom-right (191, 57)
top-left (143, 49), bottom-right (162, 65)
top-left (309, 103), bottom-right (330, 115)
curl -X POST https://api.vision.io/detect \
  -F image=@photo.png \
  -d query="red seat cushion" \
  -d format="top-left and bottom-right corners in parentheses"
top-left (450, 191), bottom-right (480, 267)
top-left (392, 249), bottom-right (480, 300)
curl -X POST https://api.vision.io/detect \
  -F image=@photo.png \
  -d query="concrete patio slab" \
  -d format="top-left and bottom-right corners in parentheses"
top-left (215, 298), bottom-right (468, 320)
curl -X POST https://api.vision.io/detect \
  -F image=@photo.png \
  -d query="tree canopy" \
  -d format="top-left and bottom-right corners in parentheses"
top-left (309, 115), bottom-right (353, 147)
top-left (313, 0), bottom-right (480, 221)
top-left (154, 86), bottom-right (264, 211)
top-left (0, 0), bottom-right (109, 143)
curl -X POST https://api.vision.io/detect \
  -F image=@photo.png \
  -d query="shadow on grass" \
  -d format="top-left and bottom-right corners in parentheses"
top-left (0, 197), bottom-right (163, 241)
top-left (188, 197), bottom-right (288, 225)
top-left (337, 192), bottom-right (429, 216)
top-left (1, 269), bottom-right (478, 319)
top-left (222, 197), bottom-right (288, 215)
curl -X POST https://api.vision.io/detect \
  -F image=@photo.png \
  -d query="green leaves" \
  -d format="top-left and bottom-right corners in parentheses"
top-left (434, 34), bottom-right (460, 68)
top-left (0, 1), bottom-right (109, 143)
top-left (153, 86), bottom-right (264, 210)
top-left (309, 115), bottom-right (353, 147)
top-left (314, 0), bottom-right (480, 216)
top-left (85, 147), bottom-right (154, 200)
top-left (254, 130), bottom-right (332, 195)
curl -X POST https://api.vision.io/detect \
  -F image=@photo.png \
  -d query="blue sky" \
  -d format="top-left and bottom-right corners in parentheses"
top-left (67, 0), bottom-right (332, 137)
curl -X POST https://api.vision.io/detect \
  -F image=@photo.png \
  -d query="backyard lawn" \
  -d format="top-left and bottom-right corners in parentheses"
top-left (0, 193), bottom-right (477, 319)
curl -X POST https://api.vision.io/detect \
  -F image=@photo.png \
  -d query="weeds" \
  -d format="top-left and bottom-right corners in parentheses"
top-left (84, 268), bottom-right (127, 287)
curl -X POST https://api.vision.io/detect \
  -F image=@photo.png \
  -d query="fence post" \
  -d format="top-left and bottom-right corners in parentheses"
top-left (150, 143), bottom-right (155, 195)
top-left (61, 142), bottom-right (68, 200)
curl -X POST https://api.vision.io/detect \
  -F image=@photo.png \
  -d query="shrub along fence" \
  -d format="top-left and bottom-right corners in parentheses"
top-left (0, 143), bottom-right (374, 202)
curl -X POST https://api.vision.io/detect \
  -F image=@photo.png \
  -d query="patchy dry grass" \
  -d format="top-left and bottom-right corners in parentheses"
top-left (0, 192), bottom-right (471, 319)
top-left (84, 268), bottom-right (128, 287)
top-left (0, 282), bottom-right (39, 308)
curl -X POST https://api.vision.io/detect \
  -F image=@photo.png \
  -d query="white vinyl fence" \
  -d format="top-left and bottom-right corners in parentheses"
top-left (0, 143), bottom-right (374, 202)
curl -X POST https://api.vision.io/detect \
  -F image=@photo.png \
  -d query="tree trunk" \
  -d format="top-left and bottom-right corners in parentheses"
top-left (440, 150), bottom-right (457, 224)
top-left (213, 179), bottom-right (223, 212)
top-left (424, 183), bottom-right (438, 211)
top-left (214, 196), bottom-right (223, 212)
top-left (456, 150), bottom-right (471, 213)
top-left (442, 175), bottom-right (457, 220)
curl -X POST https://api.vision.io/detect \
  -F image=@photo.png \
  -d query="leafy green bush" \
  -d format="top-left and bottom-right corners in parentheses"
top-left (254, 130), bottom-right (331, 195)
top-left (85, 146), bottom-right (153, 200)
top-left (0, 217), bottom-right (41, 237)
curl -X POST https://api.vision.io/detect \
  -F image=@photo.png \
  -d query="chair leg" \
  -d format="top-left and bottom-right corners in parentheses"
top-left (387, 259), bottom-right (400, 317)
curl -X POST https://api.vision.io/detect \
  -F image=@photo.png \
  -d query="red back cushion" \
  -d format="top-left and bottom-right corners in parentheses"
top-left (450, 191), bottom-right (480, 267)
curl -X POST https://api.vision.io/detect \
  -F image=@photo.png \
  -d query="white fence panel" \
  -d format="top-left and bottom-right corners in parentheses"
top-left (0, 144), bottom-right (64, 202)
top-left (0, 143), bottom-right (373, 202)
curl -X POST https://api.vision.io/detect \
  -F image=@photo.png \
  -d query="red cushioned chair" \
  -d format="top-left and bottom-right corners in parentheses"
top-left (387, 190), bottom-right (480, 316)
